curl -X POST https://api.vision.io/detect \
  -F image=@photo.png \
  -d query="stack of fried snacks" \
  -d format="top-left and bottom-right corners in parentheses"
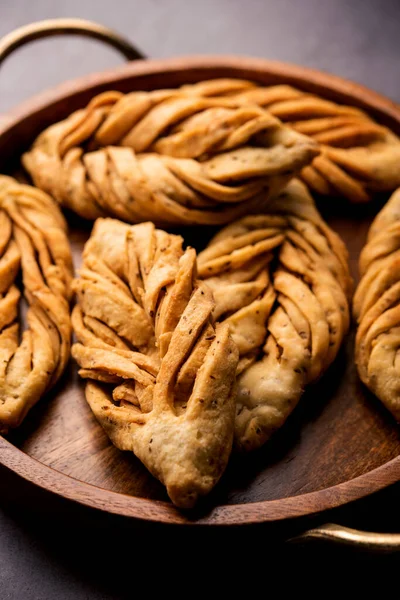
top-left (189, 79), bottom-right (400, 203)
top-left (22, 85), bottom-right (318, 225)
top-left (354, 188), bottom-right (400, 421)
top-left (71, 219), bottom-right (238, 507)
top-left (0, 176), bottom-right (73, 434)
top-left (199, 179), bottom-right (352, 451)
top-left (72, 179), bottom-right (352, 474)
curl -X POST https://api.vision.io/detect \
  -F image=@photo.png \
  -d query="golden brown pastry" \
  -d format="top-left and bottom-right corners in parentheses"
top-left (71, 218), bottom-right (238, 507)
top-left (354, 188), bottom-right (400, 421)
top-left (22, 86), bottom-right (318, 225)
top-left (191, 79), bottom-right (400, 203)
top-left (198, 179), bottom-right (352, 451)
top-left (0, 176), bottom-right (73, 434)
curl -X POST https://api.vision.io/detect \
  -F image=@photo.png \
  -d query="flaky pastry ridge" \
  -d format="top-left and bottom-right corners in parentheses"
top-left (187, 79), bottom-right (400, 203)
top-left (354, 187), bottom-right (400, 421)
top-left (22, 82), bottom-right (318, 225)
top-left (199, 179), bottom-right (352, 451)
top-left (0, 176), bottom-right (73, 433)
top-left (71, 219), bottom-right (238, 507)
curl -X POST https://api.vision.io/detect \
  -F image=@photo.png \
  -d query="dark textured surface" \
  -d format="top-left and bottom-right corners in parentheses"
top-left (1, 1), bottom-right (400, 596)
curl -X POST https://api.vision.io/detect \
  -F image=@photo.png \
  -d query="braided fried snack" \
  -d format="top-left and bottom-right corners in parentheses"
top-left (192, 79), bottom-right (400, 203)
top-left (0, 176), bottom-right (73, 434)
top-left (22, 81), bottom-right (318, 225)
top-left (354, 188), bottom-right (400, 421)
top-left (198, 179), bottom-right (352, 451)
top-left (71, 219), bottom-right (238, 507)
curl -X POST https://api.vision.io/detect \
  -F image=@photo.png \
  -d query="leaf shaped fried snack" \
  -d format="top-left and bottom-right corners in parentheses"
top-left (199, 179), bottom-right (352, 451)
top-left (354, 187), bottom-right (400, 421)
top-left (184, 78), bottom-right (400, 203)
top-left (0, 176), bottom-right (73, 433)
top-left (72, 219), bottom-right (238, 507)
top-left (23, 86), bottom-right (318, 225)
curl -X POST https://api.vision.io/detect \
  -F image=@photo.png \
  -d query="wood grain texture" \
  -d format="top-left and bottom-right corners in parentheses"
top-left (0, 56), bottom-right (400, 525)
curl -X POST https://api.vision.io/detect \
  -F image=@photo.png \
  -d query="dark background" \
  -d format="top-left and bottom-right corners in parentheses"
top-left (1, 1), bottom-right (400, 596)
top-left (2, 0), bottom-right (400, 113)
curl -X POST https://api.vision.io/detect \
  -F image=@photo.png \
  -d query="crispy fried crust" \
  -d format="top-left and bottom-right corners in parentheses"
top-left (354, 188), bottom-right (400, 421)
top-left (22, 85), bottom-right (318, 225)
top-left (72, 219), bottom-right (239, 507)
top-left (178, 79), bottom-right (400, 203)
top-left (0, 176), bottom-right (73, 433)
top-left (199, 179), bottom-right (352, 451)
top-left (23, 78), bottom-right (400, 207)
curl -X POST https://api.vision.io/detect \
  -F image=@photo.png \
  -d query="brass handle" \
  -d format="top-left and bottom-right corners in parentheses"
top-left (0, 18), bottom-right (144, 65)
top-left (290, 523), bottom-right (400, 551)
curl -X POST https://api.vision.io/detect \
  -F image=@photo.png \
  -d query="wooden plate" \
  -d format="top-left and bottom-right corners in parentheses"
top-left (1, 20), bottom-right (399, 534)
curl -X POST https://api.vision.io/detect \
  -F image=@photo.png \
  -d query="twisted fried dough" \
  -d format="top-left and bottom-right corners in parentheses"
top-left (22, 85), bottom-right (318, 225)
top-left (71, 219), bottom-right (238, 507)
top-left (198, 179), bottom-right (352, 451)
top-left (0, 176), bottom-right (73, 434)
top-left (193, 79), bottom-right (400, 203)
top-left (354, 188), bottom-right (400, 421)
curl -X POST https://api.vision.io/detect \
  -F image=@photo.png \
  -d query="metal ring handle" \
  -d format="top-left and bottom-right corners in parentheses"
top-left (0, 18), bottom-right (144, 66)
top-left (290, 523), bottom-right (400, 551)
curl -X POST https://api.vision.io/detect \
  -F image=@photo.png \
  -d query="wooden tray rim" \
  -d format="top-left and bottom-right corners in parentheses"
top-left (1, 436), bottom-right (400, 525)
top-left (1, 54), bottom-right (400, 135)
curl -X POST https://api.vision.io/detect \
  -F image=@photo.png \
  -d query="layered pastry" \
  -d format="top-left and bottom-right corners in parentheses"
top-left (71, 219), bottom-right (238, 507)
top-left (0, 176), bottom-right (73, 434)
top-left (193, 78), bottom-right (400, 203)
top-left (199, 179), bottom-right (352, 450)
top-left (72, 180), bottom-right (352, 493)
top-left (354, 187), bottom-right (400, 421)
top-left (22, 85), bottom-right (318, 225)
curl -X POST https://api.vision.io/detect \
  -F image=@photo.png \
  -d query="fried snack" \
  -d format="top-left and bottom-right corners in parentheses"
top-left (22, 87), bottom-right (318, 225)
top-left (0, 176), bottom-right (73, 434)
top-left (71, 219), bottom-right (238, 507)
top-left (191, 79), bottom-right (400, 203)
top-left (198, 179), bottom-right (352, 451)
top-left (354, 188), bottom-right (400, 421)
